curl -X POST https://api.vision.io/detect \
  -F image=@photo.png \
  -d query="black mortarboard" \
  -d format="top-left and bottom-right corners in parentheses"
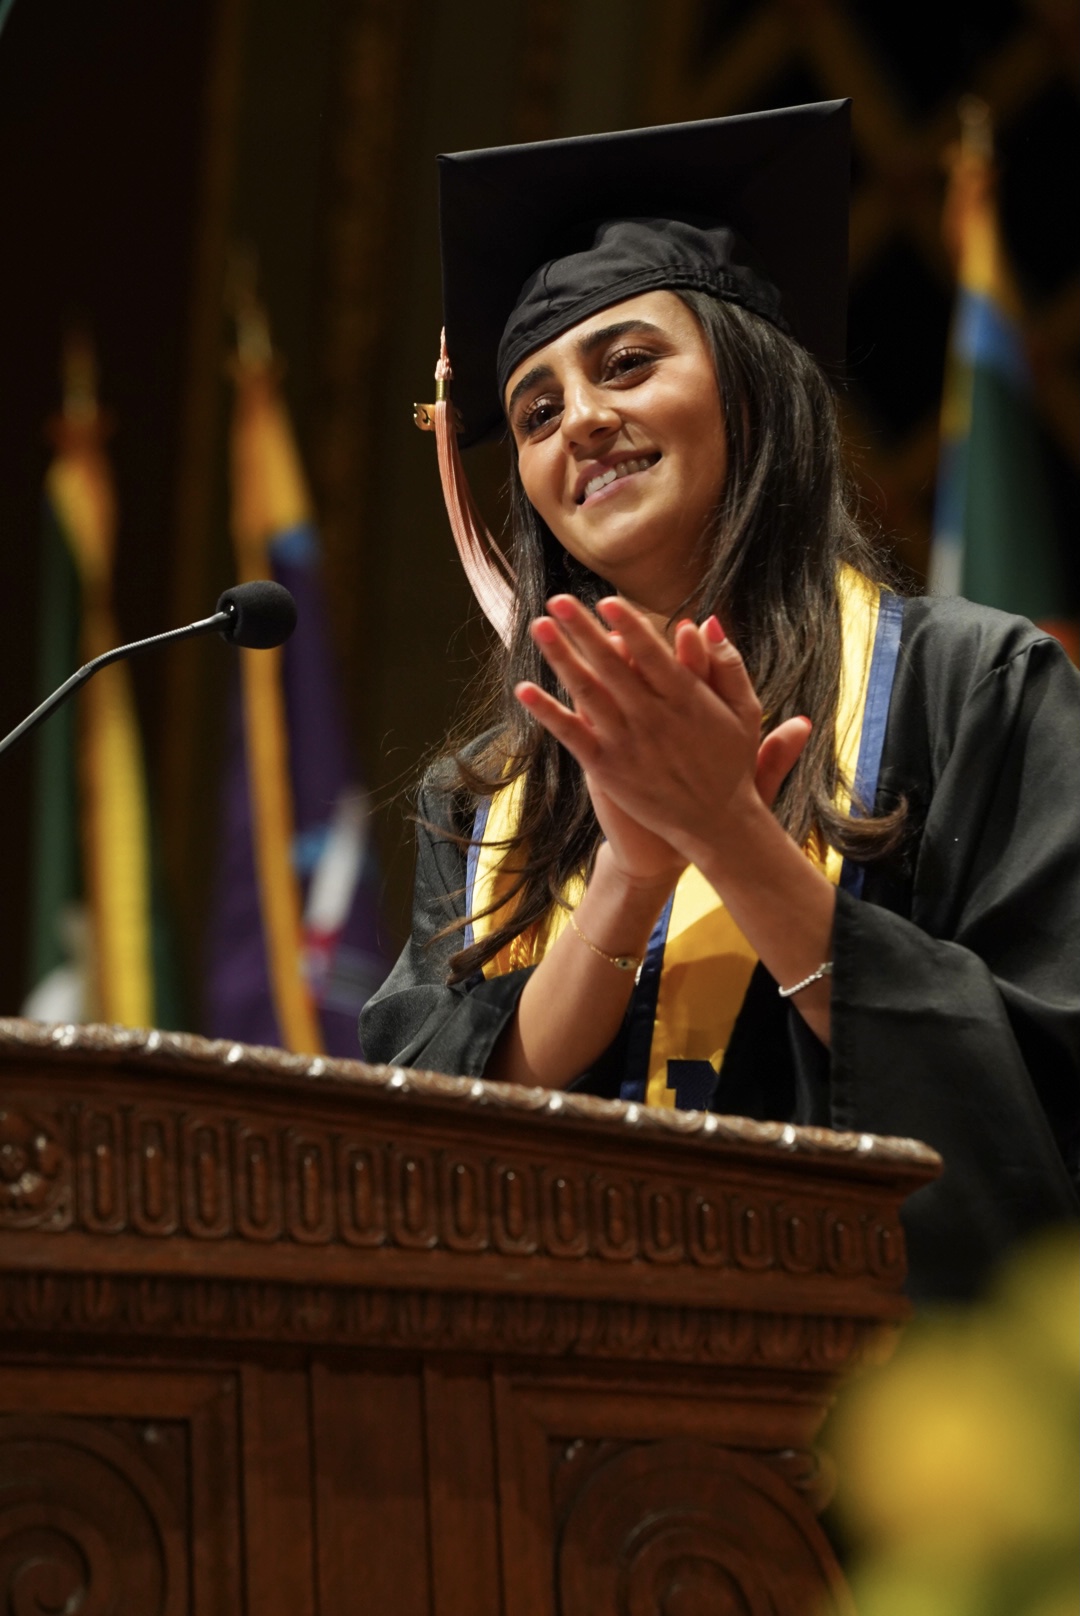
top-left (437, 100), bottom-right (851, 447)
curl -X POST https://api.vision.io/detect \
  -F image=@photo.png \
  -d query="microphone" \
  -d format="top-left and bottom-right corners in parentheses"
top-left (0, 579), bottom-right (297, 760)
top-left (217, 579), bottom-right (298, 648)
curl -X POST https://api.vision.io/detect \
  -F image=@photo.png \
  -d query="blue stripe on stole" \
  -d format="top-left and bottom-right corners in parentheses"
top-left (839, 590), bottom-right (904, 900)
top-left (464, 799), bottom-right (492, 952)
top-left (619, 893), bottom-right (675, 1103)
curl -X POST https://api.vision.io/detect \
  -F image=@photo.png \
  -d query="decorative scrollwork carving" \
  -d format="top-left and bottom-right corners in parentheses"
top-left (0, 1415), bottom-right (187, 1616)
top-left (286, 1129), bottom-right (335, 1244)
top-left (0, 1084), bottom-right (915, 1308)
top-left (130, 1109), bottom-right (179, 1236)
top-left (556, 1440), bottom-right (855, 1616)
top-left (0, 1107), bottom-right (69, 1230)
top-left (182, 1118), bottom-right (230, 1239)
top-left (78, 1107), bottom-right (127, 1234)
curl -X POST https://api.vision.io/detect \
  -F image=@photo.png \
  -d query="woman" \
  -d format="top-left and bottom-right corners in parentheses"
top-left (361, 103), bottom-right (1080, 1302)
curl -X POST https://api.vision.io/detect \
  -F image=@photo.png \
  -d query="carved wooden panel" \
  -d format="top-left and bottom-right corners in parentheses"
top-left (0, 1413), bottom-right (187, 1615)
top-left (556, 1439), bottom-right (853, 1616)
top-left (0, 1368), bottom-right (241, 1616)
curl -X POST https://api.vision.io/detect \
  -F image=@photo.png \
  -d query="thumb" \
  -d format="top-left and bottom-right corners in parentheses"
top-left (755, 717), bottom-right (812, 809)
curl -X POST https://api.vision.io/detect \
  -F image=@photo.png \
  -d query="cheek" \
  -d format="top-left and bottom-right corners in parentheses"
top-left (517, 447), bottom-right (566, 533)
top-left (664, 386), bottom-right (727, 503)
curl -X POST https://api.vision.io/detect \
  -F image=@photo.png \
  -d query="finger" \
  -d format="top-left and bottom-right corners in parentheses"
top-left (673, 619), bottom-right (710, 681)
top-left (514, 681), bottom-right (601, 768)
top-left (594, 595), bottom-right (690, 699)
top-left (702, 616), bottom-right (761, 726)
top-left (545, 595), bottom-right (648, 700)
top-left (755, 717), bottom-right (812, 808)
top-left (529, 617), bottom-right (626, 734)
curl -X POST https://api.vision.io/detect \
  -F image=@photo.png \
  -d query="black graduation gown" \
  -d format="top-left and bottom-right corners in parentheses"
top-left (360, 596), bottom-right (1080, 1303)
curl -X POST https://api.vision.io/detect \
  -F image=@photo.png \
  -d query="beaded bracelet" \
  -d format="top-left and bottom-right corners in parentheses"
top-left (777, 960), bottom-right (833, 999)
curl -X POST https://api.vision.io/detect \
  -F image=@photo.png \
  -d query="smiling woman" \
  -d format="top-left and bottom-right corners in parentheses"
top-left (507, 293), bottom-right (726, 615)
top-left (360, 103), bottom-right (1080, 1305)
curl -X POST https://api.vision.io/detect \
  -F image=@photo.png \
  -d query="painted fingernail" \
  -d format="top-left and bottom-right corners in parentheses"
top-left (704, 616), bottom-right (726, 644)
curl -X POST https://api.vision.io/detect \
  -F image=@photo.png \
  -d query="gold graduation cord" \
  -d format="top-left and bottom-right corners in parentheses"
top-left (230, 355), bottom-right (323, 1055)
top-left (46, 450), bottom-right (154, 1027)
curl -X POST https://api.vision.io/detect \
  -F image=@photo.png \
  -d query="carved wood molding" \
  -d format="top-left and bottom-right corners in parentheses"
top-left (0, 1017), bottom-right (941, 1172)
top-left (0, 1269), bottom-right (898, 1373)
top-left (0, 1093), bottom-right (914, 1300)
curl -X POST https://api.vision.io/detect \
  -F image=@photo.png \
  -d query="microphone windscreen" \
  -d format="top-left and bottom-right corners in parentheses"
top-left (217, 580), bottom-right (298, 649)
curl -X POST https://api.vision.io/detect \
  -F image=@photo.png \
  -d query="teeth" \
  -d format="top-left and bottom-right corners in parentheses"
top-left (582, 457), bottom-right (654, 501)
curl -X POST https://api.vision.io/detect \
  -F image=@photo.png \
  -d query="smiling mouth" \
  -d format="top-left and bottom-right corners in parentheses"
top-left (577, 453), bottom-right (661, 505)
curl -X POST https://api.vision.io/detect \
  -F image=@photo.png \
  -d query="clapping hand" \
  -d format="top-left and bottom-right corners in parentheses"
top-left (516, 595), bottom-right (811, 889)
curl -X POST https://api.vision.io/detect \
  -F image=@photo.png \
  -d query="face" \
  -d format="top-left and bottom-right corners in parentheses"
top-left (504, 290), bottom-right (727, 618)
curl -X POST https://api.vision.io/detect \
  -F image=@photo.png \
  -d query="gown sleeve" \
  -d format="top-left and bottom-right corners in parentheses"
top-left (796, 599), bottom-right (1080, 1300)
top-left (358, 776), bottom-right (534, 1075)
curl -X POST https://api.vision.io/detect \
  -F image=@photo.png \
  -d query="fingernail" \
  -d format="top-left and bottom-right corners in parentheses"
top-left (531, 617), bottom-right (558, 643)
top-left (704, 615), bottom-right (726, 644)
top-left (547, 595), bottom-right (576, 621)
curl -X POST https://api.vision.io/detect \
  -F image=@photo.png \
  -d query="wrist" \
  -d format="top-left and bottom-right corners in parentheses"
top-left (685, 782), bottom-right (776, 883)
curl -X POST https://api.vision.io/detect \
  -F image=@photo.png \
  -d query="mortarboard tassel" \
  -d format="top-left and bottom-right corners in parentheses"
top-left (416, 332), bottom-right (516, 647)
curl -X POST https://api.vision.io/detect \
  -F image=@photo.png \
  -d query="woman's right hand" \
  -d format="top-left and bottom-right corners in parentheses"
top-left (587, 776), bottom-right (687, 892)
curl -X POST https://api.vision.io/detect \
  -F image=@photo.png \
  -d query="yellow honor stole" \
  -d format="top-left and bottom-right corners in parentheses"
top-left (469, 570), bottom-right (890, 1107)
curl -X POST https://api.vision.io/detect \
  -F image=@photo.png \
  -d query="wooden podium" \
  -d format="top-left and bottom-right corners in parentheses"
top-left (0, 1017), bottom-right (939, 1614)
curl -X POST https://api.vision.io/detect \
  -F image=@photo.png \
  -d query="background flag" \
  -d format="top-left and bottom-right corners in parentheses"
top-left (205, 289), bottom-right (387, 1055)
top-left (23, 334), bottom-right (180, 1026)
top-left (929, 99), bottom-right (1077, 661)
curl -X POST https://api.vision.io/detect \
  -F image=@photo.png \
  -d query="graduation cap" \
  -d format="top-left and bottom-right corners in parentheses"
top-left (417, 100), bottom-right (852, 643)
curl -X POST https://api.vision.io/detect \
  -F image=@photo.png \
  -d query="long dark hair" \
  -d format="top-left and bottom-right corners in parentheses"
top-left (436, 292), bottom-right (904, 983)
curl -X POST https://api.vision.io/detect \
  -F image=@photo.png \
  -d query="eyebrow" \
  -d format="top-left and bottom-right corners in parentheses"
top-left (505, 319), bottom-right (666, 421)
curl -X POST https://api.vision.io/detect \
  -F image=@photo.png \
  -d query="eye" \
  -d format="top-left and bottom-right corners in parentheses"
top-left (517, 394), bottom-right (561, 437)
top-left (604, 345), bottom-right (656, 381)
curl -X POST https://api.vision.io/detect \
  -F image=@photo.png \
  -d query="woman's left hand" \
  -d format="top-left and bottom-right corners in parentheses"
top-left (671, 616), bottom-right (812, 809)
top-left (516, 593), bottom-right (764, 871)
top-left (516, 592), bottom-right (836, 1050)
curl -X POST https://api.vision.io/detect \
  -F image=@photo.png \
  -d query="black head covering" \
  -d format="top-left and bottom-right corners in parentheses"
top-left (437, 100), bottom-right (851, 447)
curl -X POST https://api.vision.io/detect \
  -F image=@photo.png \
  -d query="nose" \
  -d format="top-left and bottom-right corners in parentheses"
top-left (560, 377), bottom-right (620, 447)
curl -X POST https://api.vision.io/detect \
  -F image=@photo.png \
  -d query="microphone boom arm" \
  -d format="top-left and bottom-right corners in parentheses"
top-left (0, 608), bottom-right (230, 760)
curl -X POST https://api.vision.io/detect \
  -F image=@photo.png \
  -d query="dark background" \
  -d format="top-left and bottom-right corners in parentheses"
top-left (0, 0), bottom-right (1076, 1025)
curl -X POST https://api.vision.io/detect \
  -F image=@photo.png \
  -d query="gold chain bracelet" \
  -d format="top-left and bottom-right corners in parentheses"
top-left (568, 911), bottom-right (643, 974)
